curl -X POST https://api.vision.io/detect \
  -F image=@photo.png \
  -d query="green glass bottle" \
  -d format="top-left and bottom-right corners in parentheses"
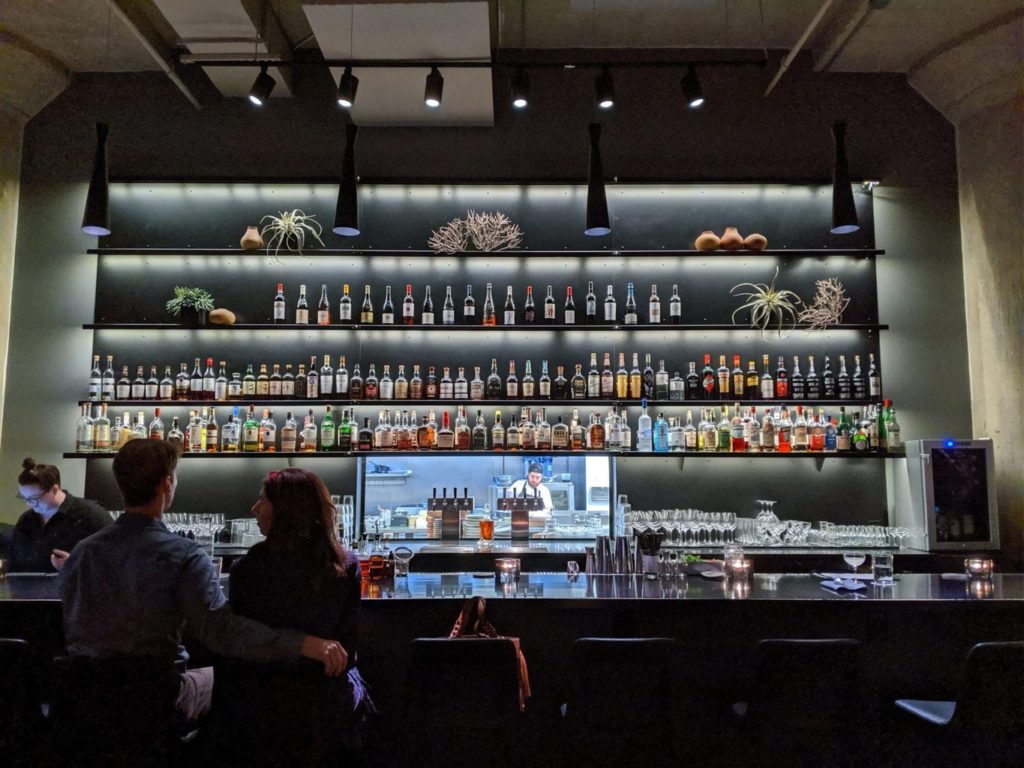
top-left (320, 405), bottom-right (336, 451)
top-left (242, 405), bottom-right (260, 452)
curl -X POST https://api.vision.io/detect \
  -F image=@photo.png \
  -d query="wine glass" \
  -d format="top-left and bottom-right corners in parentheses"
top-left (843, 551), bottom-right (866, 574)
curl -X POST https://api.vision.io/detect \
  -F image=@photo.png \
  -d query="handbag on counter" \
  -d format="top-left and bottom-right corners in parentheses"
top-left (448, 596), bottom-right (532, 711)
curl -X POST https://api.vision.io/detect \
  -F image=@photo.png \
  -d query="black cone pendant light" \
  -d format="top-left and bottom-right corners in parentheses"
top-left (81, 122), bottom-right (111, 236)
top-left (585, 123), bottom-right (611, 237)
top-left (333, 123), bottom-right (360, 236)
top-left (830, 121), bottom-right (860, 234)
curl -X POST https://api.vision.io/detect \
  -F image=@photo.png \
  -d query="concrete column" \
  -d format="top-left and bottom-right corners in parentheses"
top-left (0, 107), bottom-right (25, 450)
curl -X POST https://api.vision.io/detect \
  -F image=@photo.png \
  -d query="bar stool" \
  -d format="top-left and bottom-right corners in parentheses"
top-left (892, 641), bottom-right (1024, 768)
top-left (404, 637), bottom-right (522, 768)
top-left (0, 638), bottom-right (46, 767)
top-left (732, 638), bottom-right (863, 768)
top-left (563, 638), bottom-right (677, 767)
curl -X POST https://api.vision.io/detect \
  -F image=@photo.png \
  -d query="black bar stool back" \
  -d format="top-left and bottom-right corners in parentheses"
top-left (0, 638), bottom-right (46, 767)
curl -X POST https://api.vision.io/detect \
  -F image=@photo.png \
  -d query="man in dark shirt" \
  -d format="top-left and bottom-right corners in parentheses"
top-left (1, 458), bottom-right (111, 572)
top-left (60, 439), bottom-right (349, 720)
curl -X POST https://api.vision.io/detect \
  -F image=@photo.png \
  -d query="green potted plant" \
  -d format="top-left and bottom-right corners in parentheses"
top-left (166, 286), bottom-right (215, 327)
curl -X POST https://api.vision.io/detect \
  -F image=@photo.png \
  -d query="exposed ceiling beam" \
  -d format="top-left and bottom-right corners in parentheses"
top-left (764, 0), bottom-right (834, 96)
top-left (812, 0), bottom-right (875, 73)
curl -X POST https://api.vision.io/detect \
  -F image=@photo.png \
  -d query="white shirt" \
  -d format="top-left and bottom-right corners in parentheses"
top-left (507, 479), bottom-right (554, 514)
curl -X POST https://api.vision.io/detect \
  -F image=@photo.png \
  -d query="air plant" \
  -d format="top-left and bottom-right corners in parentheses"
top-left (259, 209), bottom-right (325, 255)
top-left (730, 267), bottom-right (802, 337)
top-left (798, 277), bottom-right (850, 331)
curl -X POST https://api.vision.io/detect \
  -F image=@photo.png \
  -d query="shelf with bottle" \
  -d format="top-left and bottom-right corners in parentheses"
top-left (63, 450), bottom-right (904, 460)
top-left (88, 247), bottom-right (886, 258)
top-left (83, 322), bottom-right (890, 332)
top-left (79, 397), bottom-right (888, 408)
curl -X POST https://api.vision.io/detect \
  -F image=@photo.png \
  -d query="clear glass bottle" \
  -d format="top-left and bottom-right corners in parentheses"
top-left (623, 282), bottom-right (638, 325)
top-left (339, 283), bottom-right (352, 323)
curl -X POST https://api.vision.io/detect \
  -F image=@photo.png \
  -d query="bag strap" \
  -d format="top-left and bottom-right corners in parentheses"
top-left (449, 596), bottom-right (485, 638)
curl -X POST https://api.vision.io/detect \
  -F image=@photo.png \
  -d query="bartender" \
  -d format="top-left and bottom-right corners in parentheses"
top-left (508, 462), bottom-right (554, 515)
top-left (1, 458), bottom-right (111, 572)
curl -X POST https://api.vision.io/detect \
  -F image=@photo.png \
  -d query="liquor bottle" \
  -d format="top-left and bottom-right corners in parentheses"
top-left (221, 408), bottom-right (240, 452)
top-left (585, 281), bottom-right (597, 324)
top-left (491, 410), bottom-right (505, 450)
top-left (482, 283), bottom-right (496, 326)
top-left (397, 411), bottom-right (414, 451)
top-left (484, 359), bottom-right (502, 399)
top-left (214, 361), bottom-right (228, 401)
top-left (416, 413), bottom-right (433, 450)
top-left (615, 353), bottom-right (629, 399)
top-left (436, 411), bottom-right (455, 449)
top-left (364, 363), bottom-right (379, 399)
top-left (296, 284), bottom-right (309, 324)
top-left (717, 355), bottom-right (730, 399)
top-left (300, 409), bottom-right (318, 452)
top-left (884, 402), bottom-right (902, 453)
top-left (256, 363), bottom-right (270, 397)
top-left (439, 367), bottom-right (454, 399)
top-left (146, 367), bottom-right (161, 401)
top-left (642, 354), bottom-right (656, 399)
top-left (571, 364), bottom-right (586, 399)
top-left (441, 286), bottom-right (456, 325)
top-left (629, 353), bottom-right (643, 400)
top-left (564, 286), bottom-right (576, 324)
top-left (334, 356), bottom-right (349, 397)
top-left (519, 361), bottom-right (534, 399)
top-left (164, 415), bottom-right (182, 451)
top-left (395, 365), bottom-right (409, 400)
top-left (317, 284), bottom-right (331, 325)
top-left (868, 353), bottom-right (881, 398)
top-left (242, 406), bottom-right (260, 452)
top-left (685, 361), bottom-right (701, 401)
top-left (837, 355), bottom-right (852, 400)
top-left (587, 353), bottom-right (601, 398)
top-left (281, 411), bottom-right (298, 452)
top-left (743, 361), bottom-right (758, 396)
top-left (776, 409), bottom-right (792, 453)
top-left (730, 406), bottom-right (746, 452)
top-left (381, 285), bottom-right (395, 324)
top-left (273, 283), bottom-right (286, 323)
top-left (535, 408), bottom-right (552, 450)
top-left (701, 354), bottom-right (716, 400)
top-left (603, 285), bottom-right (617, 323)
top-left (424, 366), bottom-right (437, 399)
top-left (570, 409), bottom-right (586, 450)
top-left (421, 286), bottom-right (435, 325)
top-left (836, 407), bottom-right (852, 451)
top-left (101, 355), bottom-right (115, 402)
top-left (822, 356), bottom-right (836, 399)
top-left (379, 364), bottom-right (394, 400)
top-left (648, 284), bottom-right (661, 324)
top-left (637, 398), bottom-right (653, 451)
top-left (731, 356), bottom-right (745, 399)
top-left (205, 408), bottom-right (219, 451)
top-left (553, 365), bottom-right (569, 399)
top-left (356, 418), bottom-right (373, 452)
top-left (670, 416), bottom-right (687, 453)
top-left (471, 409), bottom-right (488, 449)
top-left (760, 354), bottom-right (774, 399)
top-left (131, 365), bottom-right (146, 400)
top-left (669, 284), bottom-right (682, 324)
top-left (403, 364), bottom-right (420, 400)
top-left (505, 361), bottom-right (518, 398)
top-left (681, 410), bottom-right (697, 451)
top-left (538, 361), bottom-right (551, 399)
top-left (148, 407), bottom-right (165, 441)
top-left (159, 366), bottom-right (174, 401)
top-left (307, 356), bottom-right (320, 399)
top-left (337, 409), bottom-right (354, 451)
top-left (792, 405), bottom-right (809, 451)
top-left (623, 283), bottom-right (638, 325)
top-left (775, 356), bottom-right (789, 399)
top-left (88, 355), bottom-right (102, 401)
top-left (806, 356), bottom-right (821, 399)
top-left (790, 356), bottom-right (805, 400)
top-left (551, 416), bottom-right (569, 450)
top-left (360, 285), bottom-right (374, 324)
top-left (851, 411), bottom-right (869, 452)
top-left (824, 413), bottom-right (838, 452)
top-left (540, 285), bottom-right (556, 324)
top-left (503, 286), bottom-right (515, 325)
top-left (808, 408), bottom-right (826, 452)
top-left (240, 363), bottom-right (256, 398)
top-left (228, 371), bottom-right (243, 400)
top-left (852, 354), bottom-right (867, 400)
top-left (605, 410), bottom-right (621, 451)
top-left (320, 406), bottom-right (336, 451)
top-left (463, 285), bottom-right (475, 324)
top-left (505, 411), bottom-right (521, 451)
top-left (523, 285), bottom-right (536, 324)
top-left (454, 406), bottom-right (471, 450)
top-left (115, 365), bottom-right (132, 401)
top-left (75, 404), bottom-right (94, 452)
top-left (600, 353), bottom-right (615, 399)
top-left (339, 283), bottom-right (353, 324)
top-left (652, 412), bottom-right (669, 452)
top-left (588, 412), bottom-right (606, 449)
top-left (759, 410), bottom-right (775, 453)
top-left (668, 370), bottom-right (684, 401)
top-left (715, 407), bottom-right (731, 452)
top-left (454, 367), bottom-right (468, 399)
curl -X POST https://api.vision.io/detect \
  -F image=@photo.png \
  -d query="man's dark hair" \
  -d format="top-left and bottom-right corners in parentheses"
top-left (112, 440), bottom-right (180, 507)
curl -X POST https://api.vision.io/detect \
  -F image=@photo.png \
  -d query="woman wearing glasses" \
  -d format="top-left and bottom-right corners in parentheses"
top-left (1, 458), bottom-right (111, 572)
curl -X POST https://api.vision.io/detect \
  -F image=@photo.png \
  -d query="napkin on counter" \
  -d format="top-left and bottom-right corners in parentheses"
top-left (820, 578), bottom-right (867, 591)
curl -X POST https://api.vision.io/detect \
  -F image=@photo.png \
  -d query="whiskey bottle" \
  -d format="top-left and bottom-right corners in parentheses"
top-left (242, 406), bottom-right (260, 452)
top-left (364, 363), bottom-right (379, 399)
top-left (483, 283), bottom-right (496, 326)
top-left (335, 356), bottom-right (349, 397)
top-left (553, 365), bottom-right (569, 399)
top-left (585, 281), bottom-right (597, 324)
top-left (409, 365), bottom-right (423, 400)
top-left (600, 352), bottom-right (615, 399)
top-left (148, 407), bottom-right (165, 441)
top-left (296, 284), bottom-right (309, 324)
top-left (503, 286), bottom-right (516, 325)
top-left (454, 406), bottom-right (471, 449)
top-left (521, 361), bottom-right (535, 399)
top-left (587, 353), bottom-right (601, 398)
top-left (471, 409), bottom-right (488, 449)
top-left (402, 284), bottom-right (415, 325)
top-left (421, 286), bottom-right (435, 325)
top-left (682, 411), bottom-right (697, 451)
top-left (242, 364), bottom-right (256, 398)
top-left (571, 364), bottom-right (587, 399)
top-left (424, 366), bottom-right (437, 399)
top-left (551, 416), bottom-right (570, 450)
top-left (256, 363), bottom-right (270, 397)
top-left (273, 283), bottom-right (286, 323)
top-left (537, 408), bottom-right (552, 450)
top-left (201, 358), bottom-right (215, 401)
top-left (145, 366), bottom-right (160, 400)
top-left (570, 409), bottom-right (585, 450)
top-left (792, 406), bottom-right (809, 451)
top-left (101, 355), bottom-right (115, 402)
top-left (629, 353), bottom-right (643, 400)
top-left (436, 411), bottom-right (455, 449)
top-left (745, 361), bottom-right (759, 396)
top-left (588, 412), bottom-right (606, 449)
top-left (505, 412), bottom-right (520, 450)
top-left (523, 285), bottom-right (536, 324)
top-left (668, 370), bottom-right (684, 401)
top-left (381, 286), bottom-right (395, 324)
top-left (320, 406), bottom-right (336, 451)
top-left (624, 283), bottom-right (638, 325)
top-left (306, 356), bottom-right (320, 399)
top-left (454, 367), bottom-right (468, 399)
top-left (760, 354), bottom-right (774, 399)
top-left (439, 367), bottom-right (454, 399)
top-left (281, 411), bottom-right (298, 452)
top-left (837, 355), bottom-right (852, 400)
top-left (716, 407), bottom-right (731, 452)
top-left (442, 286), bottom-right (456, 325)
top-left (564, 286), bottom-right (576, 324)
top-left (214, 361), bottom-right (228, 401)
top-left (88, 355), bottom-right (102, 401)
top-left (717, 355), bottom-right (730, 399)
top-left (485, 359), bottom-right (502, 399)
top-left (868, 353), bottom-right (881, 398)
top-left (205, 408), bottom-right (218, 452)
top-left (790, 356), bottom-right (805, 400)
top-left (228, 371), bottom-right (243, 400)
top-left (294, 364), bottom-right (308, 399)
top-left (395, 364), bottom-right (409, 400)
top-left (538, 361), bottom-right (551, 399)
top-left (360, 285), bottom-right (374, 324)
top-left (339, 283), bottom-right (352, 324)
top-left (806, 356), bottom-right (821, 399)
top-left (519, 407), bottom-right (536, 450)
top-left (379, 364), bottom-right (394, 400)
top-left (603, 285), bottom-right (617, 323)
top-left (164, 415), bottom-right (182, 451)
top-left (221, 408), bottom-right (240, 452)
top-left (75, 404), bottom-right (94, 452)
top-left (822, 356), bottom-right (836, 399)
top-left (300, 409), bottom-right (318, 452)
top-left (159, 366), bottom-right (174, 401)
top-left (317, 284), bottom-right (331, 325)
top-left (852, 354), bottom-right (867, 400)
top-left (356, 417), bottom-right (373, 452)
top-left (491, 410), bottom-right (505, 450)
top-left (505, 361), bottom-right (519, 398)
top-left (131, 365), bottom-right (146, 400)
top-left (463, 285), bottom-right (476, 324)
top-left (116, 365), bottom-right (132, 401)
top-left (615, 353), bottom-right (629, 399)
top-left (543, 285), bottom-right (557, 323)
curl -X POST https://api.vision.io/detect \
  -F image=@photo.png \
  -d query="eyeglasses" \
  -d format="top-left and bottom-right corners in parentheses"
top-left (16, 491), bottom-right (48, 504)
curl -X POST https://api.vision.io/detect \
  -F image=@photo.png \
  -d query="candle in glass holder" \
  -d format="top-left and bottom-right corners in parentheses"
top-left (728, 558), bottom-right (752, 581)
top-left (968, 578), bottom-right (994, 599)
top-left (964, 557), bottom-right (994, 579)
top-left (496, 558), bottom-right (521, 584)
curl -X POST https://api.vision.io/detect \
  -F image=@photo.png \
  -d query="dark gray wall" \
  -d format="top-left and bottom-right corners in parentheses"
top-left (1, 53), bottom-right (971, 525)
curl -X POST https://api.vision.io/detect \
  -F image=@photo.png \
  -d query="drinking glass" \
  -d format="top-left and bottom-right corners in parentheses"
top-left (871, 553), bottom-right (894, 585)
top-left (393, 546), bottom-right (414, 577)
top-left (479, 518), bottom-right (495, 542)
top-left (843, 551), bottom-right (866, 574)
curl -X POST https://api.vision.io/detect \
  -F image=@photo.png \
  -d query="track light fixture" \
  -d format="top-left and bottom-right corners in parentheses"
top-left (595, 67), bottom-right (615, 110)
top-left (511, 68), bottom-right (530, 110)
top-left (830, 121), bottom-right (860, 234)
top-left (333, 123), bottom-right (360, 237)
top-left (248, 63), bottom-right (276, 106)
top-left (681, 65), bottom-right (704, 108)
top-left (81, 122), bottom-right (111, 236)
top-left (337, 67), bottom-right (359, 109)
top-left (424, 67), bottom-right (444, 108)
top-left (585, 123), bottom-right (611, 237)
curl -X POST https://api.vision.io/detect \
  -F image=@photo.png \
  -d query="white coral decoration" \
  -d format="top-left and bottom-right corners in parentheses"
top-left (798, 277), bottom-right (851, 331)
top-left (428, 210), bottom-right (523, 253)
top-left (259, 209), bottom-right (325, 256)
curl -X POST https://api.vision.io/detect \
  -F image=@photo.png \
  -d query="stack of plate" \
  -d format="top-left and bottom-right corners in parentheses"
top-left (426, 511), bottom-right (442, 539)
top-left (463, 514), bottom-right (487, 539)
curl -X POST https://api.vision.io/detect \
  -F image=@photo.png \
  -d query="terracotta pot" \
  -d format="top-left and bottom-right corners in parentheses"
top-left (743, 232), bottom-right (768, 251)
top-left (719, 227), bottom-right (743, 250)
top-left (694, 230), bottom-right (720, 251)
top-left (240, 226), bottom-right (263, 250)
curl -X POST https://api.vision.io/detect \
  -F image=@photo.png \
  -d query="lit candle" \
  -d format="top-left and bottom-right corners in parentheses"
top-left (496, 558), bottom-right (520, 584)
top-left (729, 558), bottom-right (752, 581)
top-left (964, 557), bottom-right (993, 579)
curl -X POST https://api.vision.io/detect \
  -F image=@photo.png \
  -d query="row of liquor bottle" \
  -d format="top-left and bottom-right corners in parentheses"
top-left (87, 352), bottom-right (882, 404)
top-left (272, 281), bottom-right (686, 326)
top-left (74, 401), bottom-right (902, 455)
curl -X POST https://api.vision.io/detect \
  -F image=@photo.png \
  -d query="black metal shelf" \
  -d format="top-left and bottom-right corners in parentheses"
top-left (84, 322), bottom-right (890, 331)
top-left (64, 450), bottom-right (904, 460)
top-left (89, 247), bottom-right (885, 258)
top-left (81, 398), bottom-right (885, 408)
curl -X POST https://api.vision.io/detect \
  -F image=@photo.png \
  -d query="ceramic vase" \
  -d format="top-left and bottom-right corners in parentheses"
top-left (694, 230), bottom-right (720, 251)
top-left (743, 233), bottom-right (768, 251)
top-left (179, 307), bottom-right (207, 327)
top-left (240, 226), bottom-right (263, 250)
top-left (719, 227), bottom-right (743, 250)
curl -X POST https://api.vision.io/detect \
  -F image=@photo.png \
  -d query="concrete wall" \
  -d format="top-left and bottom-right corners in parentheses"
top-left (1, 58), bottom-right (975, 538)
top-left (0, 107), bottom-right (24, 452)
top-left (956, 96), bottom-right (1024, 567)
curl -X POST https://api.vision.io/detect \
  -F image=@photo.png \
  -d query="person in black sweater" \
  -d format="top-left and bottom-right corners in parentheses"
top-left (222, 468), bottom-right (363, 766)
top-left (1, 458), bottom-right (111, 573)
